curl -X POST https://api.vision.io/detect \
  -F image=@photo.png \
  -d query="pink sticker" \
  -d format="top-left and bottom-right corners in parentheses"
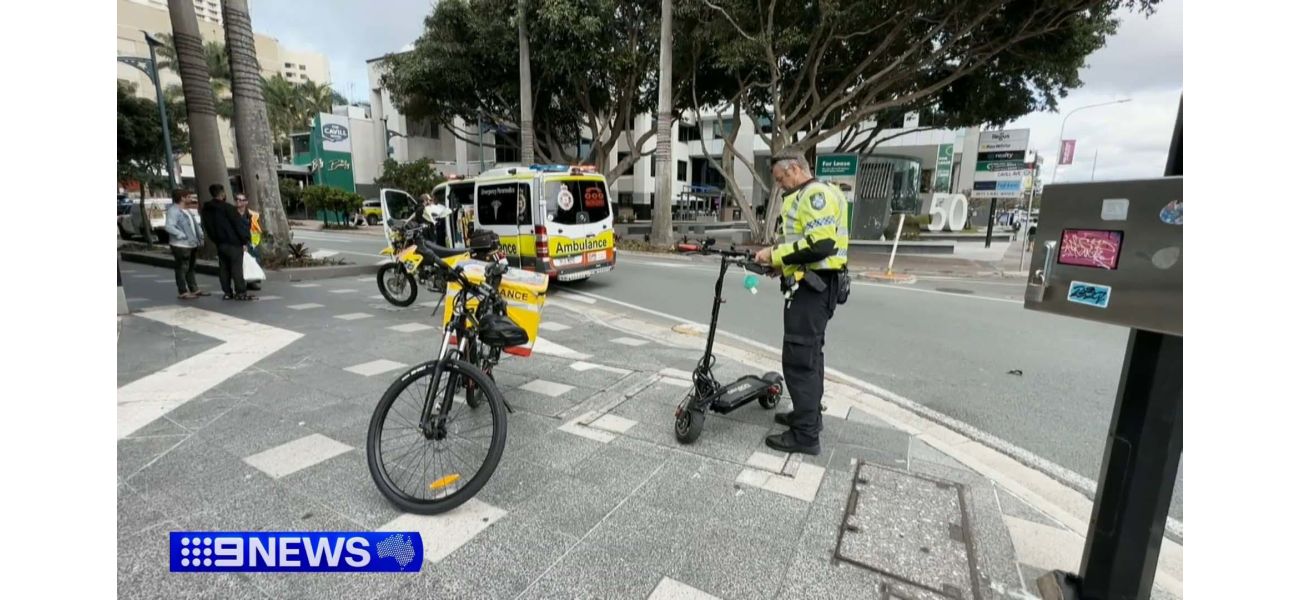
top-left (1059, 229), bottom-right (1123, 270)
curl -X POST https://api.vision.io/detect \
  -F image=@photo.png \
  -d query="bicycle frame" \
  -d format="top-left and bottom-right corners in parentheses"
top-left (417, 263), bottom-right (510, 439)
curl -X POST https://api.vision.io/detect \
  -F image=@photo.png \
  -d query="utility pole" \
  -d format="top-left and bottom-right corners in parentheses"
top-left (517, 0), bottom-right (535, 165)
top-left (649, 0), bottom-right (674, 247)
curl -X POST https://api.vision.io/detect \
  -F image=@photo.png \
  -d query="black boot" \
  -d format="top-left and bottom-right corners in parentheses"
top-left (764, 430), bottom-right (820, 456)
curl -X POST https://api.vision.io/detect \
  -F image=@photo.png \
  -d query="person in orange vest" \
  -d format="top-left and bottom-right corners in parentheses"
top-left (235, 194), bottom-right (263, 290)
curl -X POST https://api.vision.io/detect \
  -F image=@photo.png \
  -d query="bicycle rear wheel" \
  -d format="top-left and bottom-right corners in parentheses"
top-left (366, 359), bottom-right (507, 514)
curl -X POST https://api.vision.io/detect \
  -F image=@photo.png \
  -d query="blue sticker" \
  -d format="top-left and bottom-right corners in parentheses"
top-left (810, 194), bottom-right (826, 210)
top-left (1067, 281), bottom-right (1111, 309)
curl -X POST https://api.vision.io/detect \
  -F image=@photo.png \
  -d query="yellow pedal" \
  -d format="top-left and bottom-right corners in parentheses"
top-left (428, 474), bottom-right (461, 490)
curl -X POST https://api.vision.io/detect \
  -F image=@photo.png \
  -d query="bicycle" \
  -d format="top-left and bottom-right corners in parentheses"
top-left (366, 240), bottom-right (534, 515)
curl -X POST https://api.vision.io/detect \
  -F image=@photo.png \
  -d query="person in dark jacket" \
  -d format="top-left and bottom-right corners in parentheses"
top-left (200, 184), bottom-right (255, 300)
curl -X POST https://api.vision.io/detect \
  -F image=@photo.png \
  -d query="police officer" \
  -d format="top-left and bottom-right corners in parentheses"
top-left (755, 150), bottom-right (849, 455)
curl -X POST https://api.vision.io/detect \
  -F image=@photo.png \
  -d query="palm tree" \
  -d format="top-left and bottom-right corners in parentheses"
top-left (153, 32), bottom-right (234, 119)
top-left (223, 0), bottom-right (292, 260)
top-left (262, 74), bottom-right (301, 161)
top-left (261, 76), bottom-right (346, 162)
top-left (297, 78), bottom-right (347, 116)
top-left (164, 0), bottom-right (229, 208)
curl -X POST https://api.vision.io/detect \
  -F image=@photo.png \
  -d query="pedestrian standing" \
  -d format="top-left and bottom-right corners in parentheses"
top-left (200, 184), bottom-right (256, 301)
top-left (755, 150), bottom-right (851, 456)
top-left (163, 188), bottom-right (208, 299)
top-left (235, 194), bottom-right (263, 291)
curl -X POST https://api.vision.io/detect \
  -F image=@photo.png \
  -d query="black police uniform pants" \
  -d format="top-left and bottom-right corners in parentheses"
top-left (782, 274), bottom-right (838, 446)
top-left (216, 244), bottom-right (247, 297)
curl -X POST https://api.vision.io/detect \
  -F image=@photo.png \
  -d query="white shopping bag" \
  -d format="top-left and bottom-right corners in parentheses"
top-left (243, 250), bottom-right (266, 282)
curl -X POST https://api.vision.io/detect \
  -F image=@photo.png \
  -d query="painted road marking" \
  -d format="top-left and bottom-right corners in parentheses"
top-left (243, 434), bottom-right (352, 479)
top-left (532, 337), bottom-right (592, 360)
top-left (292, 283), bottom-right (320, 288)
top-left (570, 361), bottom-right (631, 375)
top-left (287, 303), bottom-right (324, 310)
top-left (538, 321), bottom-right (571, 332)
top-left (521, 379), bottom-right (574, 398)
top-left (329, 288), bottom-right (359, 294)
top-left (117, 306), bottom-right (301, 439)
top-left (389, 322), bottom-right (435, 333)
top-left (378, 499), bottom-right (506, 564)
top-left (611, 337), bottom-right (649, 347)
top-left (334, 312), bottom-right (373, 321)
top-left (344, 359), bottom-right (407, 377)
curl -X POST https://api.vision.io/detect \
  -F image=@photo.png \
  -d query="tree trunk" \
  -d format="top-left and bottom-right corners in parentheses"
top-left (517, 0), bottom-right (535, 165)
top-left (167, 0), bottom-right (228, 212)
top-left (222, 0), bottom-right (292, 260)
top-left (649, 0), bottom-right (674, 247)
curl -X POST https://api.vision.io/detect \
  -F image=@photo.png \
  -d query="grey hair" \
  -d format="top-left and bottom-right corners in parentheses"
top-left (771, 151), bottom-right (809, 172)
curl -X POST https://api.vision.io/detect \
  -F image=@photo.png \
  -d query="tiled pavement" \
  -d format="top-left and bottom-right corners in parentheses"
top-left (116, 265), bottom-right (1169, 600)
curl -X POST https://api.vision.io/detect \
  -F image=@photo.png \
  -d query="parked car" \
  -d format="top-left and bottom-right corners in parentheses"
top-left (117, 197), bottom-right (198, 242)
top-left (361, 199), bottom-right (383, 226)
top-left (117, 193), bottom-right (133, 216)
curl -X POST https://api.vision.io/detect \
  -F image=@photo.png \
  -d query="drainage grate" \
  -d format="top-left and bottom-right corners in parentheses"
top-left (835, 462), bottom-right (981, 600)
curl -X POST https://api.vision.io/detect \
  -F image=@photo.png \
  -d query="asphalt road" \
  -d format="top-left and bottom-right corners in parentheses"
top-left (295, 228), bottom-right (1183, 521)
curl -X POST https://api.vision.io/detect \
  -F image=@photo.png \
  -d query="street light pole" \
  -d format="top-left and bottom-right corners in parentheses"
top-left (1091, 149), bottom-right (1100, 182)
top-left (119, 33), bottom-right (178, 248)
top-left (143, 32), bottom-right (176, 191)
top-left (1050, 98), bottom-right (1131, 184)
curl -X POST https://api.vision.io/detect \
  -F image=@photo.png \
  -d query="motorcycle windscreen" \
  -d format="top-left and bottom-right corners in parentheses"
top-left (379, 188), bottom-right (419, 244)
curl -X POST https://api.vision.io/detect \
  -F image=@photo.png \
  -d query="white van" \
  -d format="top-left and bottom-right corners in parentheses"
top-left (467, 165), bottom-right (616, 282)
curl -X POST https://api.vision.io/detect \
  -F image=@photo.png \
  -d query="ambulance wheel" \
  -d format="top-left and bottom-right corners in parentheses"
top-left (675, 408), bottom-right (705, 444)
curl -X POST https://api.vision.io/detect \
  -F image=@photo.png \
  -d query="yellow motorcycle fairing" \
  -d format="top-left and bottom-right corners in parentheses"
top-left (397, 245), bottom-right (423, 273)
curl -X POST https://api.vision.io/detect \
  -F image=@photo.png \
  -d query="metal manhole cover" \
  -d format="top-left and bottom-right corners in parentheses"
top-left (835, 462), bottom-right (980, 600)
top-left (935, 287), bottom-right (975, 295)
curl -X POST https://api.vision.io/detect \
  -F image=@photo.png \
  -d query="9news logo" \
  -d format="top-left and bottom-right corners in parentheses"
top-left (170, 532), bottom-right (423, 573)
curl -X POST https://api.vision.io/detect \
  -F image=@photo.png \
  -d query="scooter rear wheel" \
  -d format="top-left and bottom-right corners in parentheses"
top-left (674, 408), bottom-right (705, 444)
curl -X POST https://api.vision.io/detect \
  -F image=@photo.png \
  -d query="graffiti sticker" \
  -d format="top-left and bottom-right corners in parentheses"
top-left (1067, 281), bottom-right (1112, 309)
top-left (1058, 229), bottom-right (1123, 270)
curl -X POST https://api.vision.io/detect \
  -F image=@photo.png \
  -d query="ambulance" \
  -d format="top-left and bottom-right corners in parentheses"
top-left (465, 164), bottom-right (616, 282)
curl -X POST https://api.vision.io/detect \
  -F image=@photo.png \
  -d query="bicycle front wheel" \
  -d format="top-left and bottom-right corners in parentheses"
top-left (366, 359), bottom-right (507, 514)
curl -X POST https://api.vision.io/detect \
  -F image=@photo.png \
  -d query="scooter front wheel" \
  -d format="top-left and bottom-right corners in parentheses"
top-left (674, 407), bottom-right (705, 444)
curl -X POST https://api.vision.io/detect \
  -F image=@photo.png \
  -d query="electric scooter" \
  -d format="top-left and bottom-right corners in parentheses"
top-left (672, 238), bottom-right (784, 444)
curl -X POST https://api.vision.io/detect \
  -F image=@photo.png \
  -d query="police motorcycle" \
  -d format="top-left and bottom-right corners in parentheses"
top-left (377, 203), bottom-right (506, 306)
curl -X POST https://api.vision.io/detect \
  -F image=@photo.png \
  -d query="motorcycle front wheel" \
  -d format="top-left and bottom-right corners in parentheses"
top-left (377, 262), bottom-right (418, 307)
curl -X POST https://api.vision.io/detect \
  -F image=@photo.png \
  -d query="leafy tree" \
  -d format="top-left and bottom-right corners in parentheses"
top-left (278, 178), bottom-right (304, 214)
top-left (380, 0), bottom-right (669, 180)
top-left (375, 158), bottom-right (447, 198)
top-left (117, 81), bottom-right (189, 193)
top-left (301, 186), bottom-right (363, 227)
top-left (681, 0), bottom-right (1161, 240)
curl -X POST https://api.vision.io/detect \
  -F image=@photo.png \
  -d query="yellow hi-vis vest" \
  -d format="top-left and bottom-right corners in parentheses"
top-left (771, 180), bottom-right (849, 277)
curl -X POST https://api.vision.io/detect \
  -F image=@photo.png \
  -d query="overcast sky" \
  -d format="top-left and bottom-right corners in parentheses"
top-left (249, 0), bottom-right (1182, 182)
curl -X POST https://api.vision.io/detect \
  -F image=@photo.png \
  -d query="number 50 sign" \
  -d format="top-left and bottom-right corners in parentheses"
top-left (927, 193), bottom-right (969, 232)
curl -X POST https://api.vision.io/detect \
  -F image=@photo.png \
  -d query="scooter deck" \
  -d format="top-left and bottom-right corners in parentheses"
top-left (708, 375), bottom-right (776, 415)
